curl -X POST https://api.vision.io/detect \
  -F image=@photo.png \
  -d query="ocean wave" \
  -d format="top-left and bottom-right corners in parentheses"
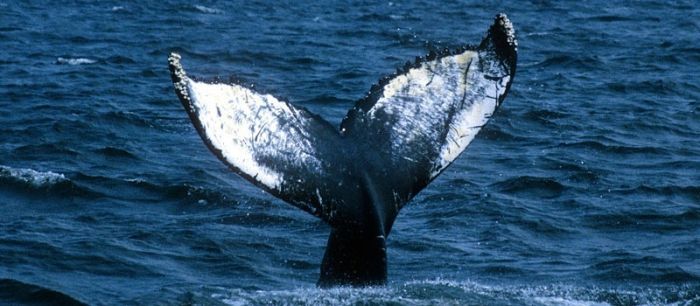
top-left (0, 278), bottom-right (86, 306)
top-left (0, 166), bottom-right (99, 198)
top-left (560, 140), bottom-right (666, 155)
top-left (478, 125), bottom-right (522, 141)
top-left (530, 54), bottom-right (603, 69)
top-left (0, 165), bottom-right (67, 188)
top-left (128, 179), bottom-right (235, 206)
top-left (589, 252), bottom-right (700, 283)
top-left (606, 79), bottom-right (682, 95)
top-left (304, 94), bottom-right (351, 106)
top-left (104, 55), bottom-right (136, 64)
top-left (13, 143), bottom-right (81, 157)
top-left (583, 209), bottom-right (700, 232)
top-left (0, 26), bottom-right (22, 32)
top-left (573, 14), bottom-right (661, 23)
top-left (55, 57), bottom-right (97, 65)
top-left (616, 185), bottom-right (700, 202)
top-left (1, 166), bottom-right (240, 206)
top-left (94, 146), bottom-right (138, 159)
top-left (69, 173), bottom-right (237, 206)
top-left (492, 176), bottom-right (565, 199)
top-left (358, 13), bottom-right (394, 22)
top-left (100, 110), bottom-right (154, 128)
top-left (522, 109), bottom-right (569, 126)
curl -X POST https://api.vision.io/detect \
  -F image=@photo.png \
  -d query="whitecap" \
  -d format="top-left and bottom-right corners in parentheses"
top-left (525, 31), bottom-right (554, 37)
top-left (111, 6), bottom-right (125, 12)
top-left (125, 178), bottom-right (147, 183)
top-left (56, 57), bottom-right (97, 65)
top-left (0, 165), bottom-right (67, 187)
top-left (194, 5), bottom-right (222, 14)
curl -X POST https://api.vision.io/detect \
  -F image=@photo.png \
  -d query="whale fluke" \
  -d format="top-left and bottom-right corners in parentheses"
top-left (169, 13), bottom-right (517, 287)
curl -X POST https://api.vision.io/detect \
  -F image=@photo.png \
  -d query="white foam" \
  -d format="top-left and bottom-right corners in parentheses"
top-left (212, 286), bottom-right (418, 306)
top-left (404, 279), bottom-right (618, 306)
top-left (534, 297), bottom-right (610, 306)
top-left (0, 165), bottom-right (66, 187)
top-left (194, 5), bottom-right (222, 14)
top-left (125, 178), bottom-right (147, 184)
top-left (56, 57), bottom-right (96, 65)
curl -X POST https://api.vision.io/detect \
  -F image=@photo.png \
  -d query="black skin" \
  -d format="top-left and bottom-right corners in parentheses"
top-left (315, 157), bottom-right (408, 287)
top-left (319, 224), bottom-right (387, 287)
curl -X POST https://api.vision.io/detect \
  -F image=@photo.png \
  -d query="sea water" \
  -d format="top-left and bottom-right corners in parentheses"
top-left (1, 1), bottom-right (698, 305)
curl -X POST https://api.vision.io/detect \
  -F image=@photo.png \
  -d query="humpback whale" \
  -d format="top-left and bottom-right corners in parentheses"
top-left (168, 14), bottom-right (517, 287)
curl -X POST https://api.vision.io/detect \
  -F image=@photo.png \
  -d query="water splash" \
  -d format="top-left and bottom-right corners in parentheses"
top-left (197, 279), bottom-right (700, 306)
top-left (0, 165), bottom-right (66, 188)
top-left (56, 57), bottom-right (96, 65)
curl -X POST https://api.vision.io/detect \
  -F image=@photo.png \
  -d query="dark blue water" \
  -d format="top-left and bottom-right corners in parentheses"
top-left (1, 1), bottom-right (699, 305)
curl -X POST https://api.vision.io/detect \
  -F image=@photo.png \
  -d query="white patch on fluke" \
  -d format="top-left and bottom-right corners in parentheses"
top-left (184, 78), bottom-right (324, 191)
top-left (433, 62), bottom-right (510, 177)
top-left (362, 49), bottom-right (509, 178)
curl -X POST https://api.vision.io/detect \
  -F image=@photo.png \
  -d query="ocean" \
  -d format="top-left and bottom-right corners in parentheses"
top-left (1, 1), bottom-right (699, 305)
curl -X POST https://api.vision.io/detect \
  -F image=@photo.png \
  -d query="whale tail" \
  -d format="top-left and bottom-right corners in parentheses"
top-left (169, 14), bottom-right (517, 287)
